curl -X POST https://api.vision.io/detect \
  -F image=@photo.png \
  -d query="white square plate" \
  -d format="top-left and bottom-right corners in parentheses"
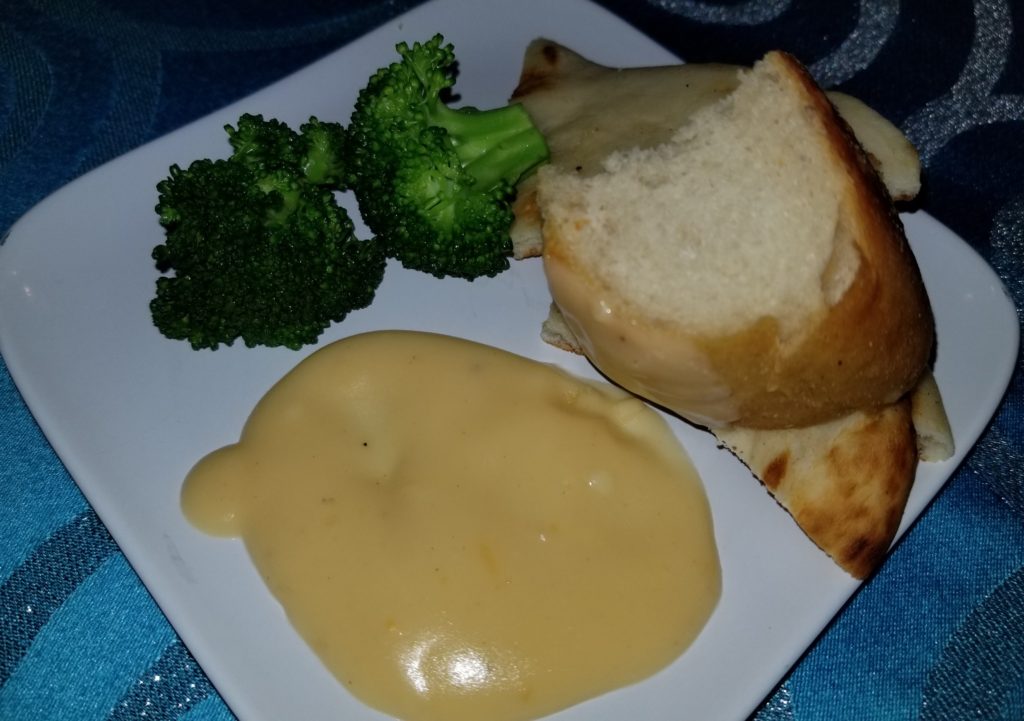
top-left (0, 0), bottom-right (1018, 719)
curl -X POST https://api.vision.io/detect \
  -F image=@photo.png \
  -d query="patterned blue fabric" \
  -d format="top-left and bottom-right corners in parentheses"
top-left (0, 1), bottom-right (1021, 720)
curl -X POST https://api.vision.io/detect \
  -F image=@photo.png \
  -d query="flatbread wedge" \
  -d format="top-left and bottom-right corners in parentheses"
top-left (714, 402), bottom-right (917, 579)
top-left (714, 370), bottom-right (953, 579)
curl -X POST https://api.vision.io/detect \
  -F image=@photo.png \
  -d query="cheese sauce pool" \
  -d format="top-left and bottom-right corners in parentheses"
top-left (182, 331), bottom-right (720, 721)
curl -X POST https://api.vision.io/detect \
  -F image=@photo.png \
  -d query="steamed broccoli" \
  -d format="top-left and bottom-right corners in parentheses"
top-left (345, 34), bottom-right (549, 279)
top-left (150, 114), bottom-right (385, 351)
top-left (226, 114), bottom-right (348, 186)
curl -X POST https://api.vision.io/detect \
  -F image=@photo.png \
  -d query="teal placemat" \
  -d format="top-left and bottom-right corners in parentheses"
top-left (2, 1), bottom-right (1022, 719)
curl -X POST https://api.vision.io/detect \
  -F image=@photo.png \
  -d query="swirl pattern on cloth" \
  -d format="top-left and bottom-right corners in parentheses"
top-left (919, 566), bottom-right (1024, 721)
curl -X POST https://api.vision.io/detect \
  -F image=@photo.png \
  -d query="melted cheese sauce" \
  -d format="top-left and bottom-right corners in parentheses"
top-left (182, 331), bottom-right (720, 721)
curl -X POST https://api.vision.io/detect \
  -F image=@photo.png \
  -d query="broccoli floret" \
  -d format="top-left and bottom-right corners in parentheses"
top-left (225, 113), bottom-right (301, 171)
top-left (345, 34), bottom-right (549, 279)
top-left (225, 113), bottom-right (347, 186)
top-left (299, 117), bottom-right (348, 186)
top-left (150, 115), bottom-right (385, 351)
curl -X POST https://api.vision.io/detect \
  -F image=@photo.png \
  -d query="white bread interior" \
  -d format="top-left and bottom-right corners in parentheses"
top-left (510, 40), bottom-right (922, 260)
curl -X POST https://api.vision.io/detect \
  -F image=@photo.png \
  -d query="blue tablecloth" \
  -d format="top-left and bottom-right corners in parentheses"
top-left (1, 1), bottom-right (1021, 719)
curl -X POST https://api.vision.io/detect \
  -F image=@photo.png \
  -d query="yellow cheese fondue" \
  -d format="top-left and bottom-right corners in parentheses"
top-left (182, 330), bottom-right (720, 721)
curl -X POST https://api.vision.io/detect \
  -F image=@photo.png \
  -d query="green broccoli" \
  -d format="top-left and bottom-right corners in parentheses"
top-left (345, 34), bottom-right (549, 279)
top-left (150, 114), bottom-right (385, 351)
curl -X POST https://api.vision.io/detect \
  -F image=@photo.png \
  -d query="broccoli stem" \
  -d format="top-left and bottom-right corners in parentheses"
top-left (428, 102), bottom-right (549, 192)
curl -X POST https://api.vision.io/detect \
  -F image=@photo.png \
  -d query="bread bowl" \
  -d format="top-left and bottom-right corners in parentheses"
top-left (535, 50), bottom-right (934, 430)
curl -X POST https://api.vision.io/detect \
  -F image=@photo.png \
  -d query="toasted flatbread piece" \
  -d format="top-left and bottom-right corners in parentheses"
top-left (714, 403), bottom-right (916, 579)
top-left (716, 372), bottom-right (952, 579)
top-left (510, 40), bottom-right (921, 259)
top-left (539, 302), bottom-right (580, 353)
top-left (910, 371), bottom-right (955, 462)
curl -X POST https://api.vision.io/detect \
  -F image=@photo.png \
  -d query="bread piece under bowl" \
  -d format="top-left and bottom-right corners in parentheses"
top-left (537, 50), bottom-right (934, 431)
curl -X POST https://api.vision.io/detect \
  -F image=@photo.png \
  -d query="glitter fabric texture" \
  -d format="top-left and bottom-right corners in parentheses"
top-left (1, 1), bottom-right (1022, 720)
